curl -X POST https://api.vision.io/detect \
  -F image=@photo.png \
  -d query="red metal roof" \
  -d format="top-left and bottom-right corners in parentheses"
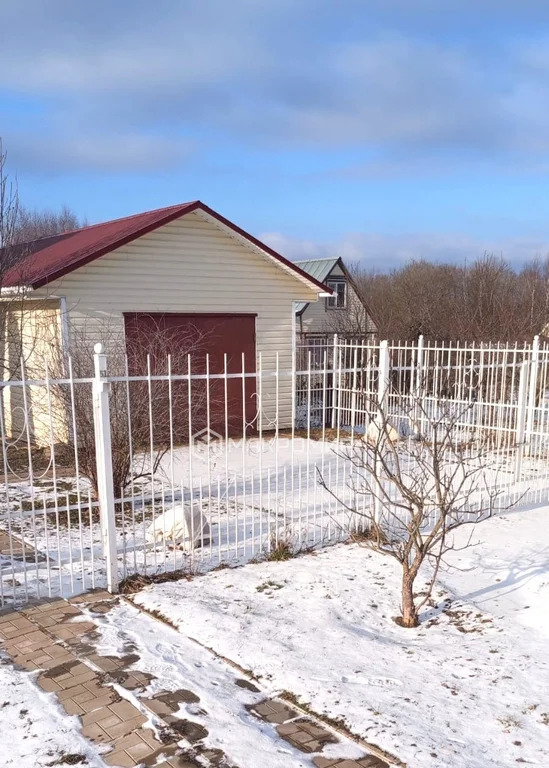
top-left (3, 201), bottom-right (330, 294)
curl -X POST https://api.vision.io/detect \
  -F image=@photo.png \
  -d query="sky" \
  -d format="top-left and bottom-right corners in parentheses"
top-left (2, 0), bottom-right (549, 270)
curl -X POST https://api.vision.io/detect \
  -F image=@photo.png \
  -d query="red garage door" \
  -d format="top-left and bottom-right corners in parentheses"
top-left (124, 313), bottom-right (257, 440)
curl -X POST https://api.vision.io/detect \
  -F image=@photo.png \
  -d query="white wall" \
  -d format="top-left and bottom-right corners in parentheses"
top-left (1, 299), bottom-right (64, 445)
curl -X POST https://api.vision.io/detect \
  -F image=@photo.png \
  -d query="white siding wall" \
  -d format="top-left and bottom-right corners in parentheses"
top-left (1, 299), bottom-right (64, 445)
top-left (34, 211), bottom-right (319, 429)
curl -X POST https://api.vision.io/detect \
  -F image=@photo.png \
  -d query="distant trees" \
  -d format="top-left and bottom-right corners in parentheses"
top-left (354, 256), bottom-right (549, 342)
top-left (1, 138), bottom-right (85, 271)
top-left (0, 139), bottom-right (22, 278)
top-left (14, 204), bottom-right (83, 243)
top-left (0, 138), bottom-right (85, 380)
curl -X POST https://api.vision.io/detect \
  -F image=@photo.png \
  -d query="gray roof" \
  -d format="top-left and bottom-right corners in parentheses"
top-left (294, 257), bottom-right (339, 282)
top-left (293, 258), bottom-right (339, 313)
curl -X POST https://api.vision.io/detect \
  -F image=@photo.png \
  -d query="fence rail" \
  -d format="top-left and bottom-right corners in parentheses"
top-left (1, 335), bottom-right (548, 606)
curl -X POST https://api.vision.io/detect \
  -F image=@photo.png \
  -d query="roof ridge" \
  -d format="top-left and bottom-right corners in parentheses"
top-left (4, 200), bottom-right (332, 296)
top-left (294, 257), bottom-right (338, 263)
top-left (14, 201), bottom-right (199, 248)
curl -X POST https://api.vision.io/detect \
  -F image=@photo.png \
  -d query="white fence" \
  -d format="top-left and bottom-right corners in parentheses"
top-left (1, 335), bottom-right (549, 606)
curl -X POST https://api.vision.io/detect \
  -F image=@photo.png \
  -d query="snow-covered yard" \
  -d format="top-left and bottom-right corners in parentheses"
top-left (2, 431), bottom-right (545, 606)
top-left (0, 436), bottom-right (368, 602)
top-left (0, 659), bottom-right (107, 767)
top-left (88, 599), bottom-right (369, 768)
top-left (134, 504), bottom-right (549, 768)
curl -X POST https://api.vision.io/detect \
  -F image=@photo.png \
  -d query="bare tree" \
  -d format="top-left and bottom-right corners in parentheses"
top-left (323, 292), bottom-right (377, 340)
top-left (47, 319), bottom-right (217, 496)
top-left (355, 255), bottom-right (549, 343)
top-left (0, 138), bottom-right (30, 383)
top-left (14, 204), bottom-right (85, 243)
top-left (0, 139), bottom-right (20, 266)
top-left (0, 138), bottom-right (85, 381)
top-left (0, 139), bottom-right (84, 260)
top-left (318, 392), bottom-right (506, 628)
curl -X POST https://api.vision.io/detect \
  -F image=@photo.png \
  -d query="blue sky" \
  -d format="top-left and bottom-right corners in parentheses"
top-left (2, 0), bottom-right (549, 268)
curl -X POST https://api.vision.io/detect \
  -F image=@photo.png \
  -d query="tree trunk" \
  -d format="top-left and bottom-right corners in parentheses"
top-left (400, 569), bottom-right (419, 628)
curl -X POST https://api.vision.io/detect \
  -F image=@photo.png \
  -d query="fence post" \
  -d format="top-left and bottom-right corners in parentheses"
top-left (92, 343), bottom-right (118, 593)
top-left (373, 340), bottom-right (389, 526)
top-left (415, 335), bottom-right (424, 390)
top-left (525, 335), bottom-right (540, 456)
top-left (350, 344), bottom-right (358, 444)
top-left (413, 335), bottom-right (424, 434)
top-left (514, 360), bottom-right (530, 483)
top-left (377, 339), bottom-right (390, 408)
top-left (331, 334), bottom-right (339, 429)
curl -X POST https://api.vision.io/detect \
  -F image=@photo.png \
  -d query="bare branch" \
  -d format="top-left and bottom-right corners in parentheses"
top-left (318, 384), bottom-right (516, 628)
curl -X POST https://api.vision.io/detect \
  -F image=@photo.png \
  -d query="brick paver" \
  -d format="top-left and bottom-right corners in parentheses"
top-left (249, 697), bottom-right (390, 767)
top-left (313, 757), bottom-right (388, 768)
top-left (0, 592), bottom-right (171, 767)
top-left (0, 591), bottom-right (394, 768)
top-left (0, 530), bottom-right (46, 562)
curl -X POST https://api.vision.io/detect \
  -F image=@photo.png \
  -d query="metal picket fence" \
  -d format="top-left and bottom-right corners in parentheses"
top-left (1, 335), bottom-right (549, 606)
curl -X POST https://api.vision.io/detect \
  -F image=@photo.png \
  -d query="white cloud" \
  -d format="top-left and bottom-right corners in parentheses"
top-left (0, 0), bottom-right (274, 94)
top-left (2, 1), bottom-right (549, 171)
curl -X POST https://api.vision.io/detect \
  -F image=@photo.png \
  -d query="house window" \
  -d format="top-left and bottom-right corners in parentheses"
top-left (326, 280), bottom-right (346, 309)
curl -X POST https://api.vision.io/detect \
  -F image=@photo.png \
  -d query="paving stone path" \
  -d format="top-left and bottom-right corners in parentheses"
top-left (0, 530), bottom-right (46, 563)
top-left (248, 699), bottom-right (387, 767)
top-left (0, 591), bottom-right (391, 768)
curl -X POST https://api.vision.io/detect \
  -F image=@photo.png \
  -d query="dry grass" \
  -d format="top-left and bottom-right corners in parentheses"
top-left (347, 526), bottom-right (391, 546)
top-left (264, 537), bottom-right (294, 561)
top-left (119, 568), bottom-right (194, 594)
top-left (281, 427), bottom-right (341, 442)
top-left (348, 526), bottom-right (375, 543)
top-left (48, 755), bottom-right (86, 766)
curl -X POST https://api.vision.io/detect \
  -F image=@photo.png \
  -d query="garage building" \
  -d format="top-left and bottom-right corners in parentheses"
top-left (2, 201), bottom-right (330, 444)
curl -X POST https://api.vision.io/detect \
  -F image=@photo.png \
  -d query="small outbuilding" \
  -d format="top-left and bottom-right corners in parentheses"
top-left (1, 201), bottom-right (330, 443)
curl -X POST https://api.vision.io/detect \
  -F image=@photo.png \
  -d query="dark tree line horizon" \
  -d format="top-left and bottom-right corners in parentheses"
top-left (354, 255), bottom-right (549, 343)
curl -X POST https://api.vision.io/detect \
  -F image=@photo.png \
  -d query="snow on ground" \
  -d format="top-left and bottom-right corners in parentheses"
top-left (2, 433), bottom-right (547, 606)
top-left (89, 598), bottom-right (357, 768)
top-left (135, 504), bottom-right (549, 768)
top-left (0, 437), bottom-right (358, 602)
top-left (0, 658), bottom-right (107, 768)
top-left (439, 505), bottom-right (549, 637)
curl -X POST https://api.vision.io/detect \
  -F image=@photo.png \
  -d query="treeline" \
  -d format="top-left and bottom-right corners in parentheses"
top-left (355, 256), bottom-right (549, 342)
top-left (14, 204), bottom-right (83, 243)
top-left (1, 139), bottom-right (85, 275)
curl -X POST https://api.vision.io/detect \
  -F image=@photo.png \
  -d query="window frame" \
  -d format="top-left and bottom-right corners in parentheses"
top-left (326, 279), bottom-right (347, 310)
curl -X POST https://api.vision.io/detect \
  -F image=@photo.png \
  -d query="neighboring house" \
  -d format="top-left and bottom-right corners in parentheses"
top-left (1, 201), bottom-right (330, 444)
top-left (294, 257), bottom-right (377, 343)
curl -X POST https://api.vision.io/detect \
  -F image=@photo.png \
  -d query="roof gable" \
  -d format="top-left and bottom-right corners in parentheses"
top-left (294, 257), bottom-right (342, 313)
top-left (3, 201), bottom-right (330, 295)
top-left (294, 257), bottom-right (377, 330)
